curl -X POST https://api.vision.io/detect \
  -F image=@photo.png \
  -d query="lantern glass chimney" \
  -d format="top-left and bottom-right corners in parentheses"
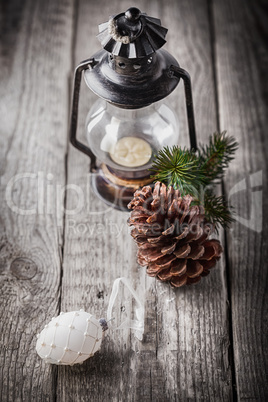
top-left (86, 99), bottom-right (179, 179)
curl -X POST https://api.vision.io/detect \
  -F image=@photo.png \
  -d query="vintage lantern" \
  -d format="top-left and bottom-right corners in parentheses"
top-left (70, 7), bottom-right (196, 210)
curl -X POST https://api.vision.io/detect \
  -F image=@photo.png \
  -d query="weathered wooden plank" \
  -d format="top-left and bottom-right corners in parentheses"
top-left (0, 0), bottom-right (73, 400)
top-left (213, 0), bottom-right (268, 400)
top-left (58, 0), bottom-right (233, 400)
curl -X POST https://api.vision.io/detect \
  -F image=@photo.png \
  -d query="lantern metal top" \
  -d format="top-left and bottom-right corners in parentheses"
top-left (84, 7), bottom-right (180, 109)
top-left (97, 7), bottom-right (168, 59)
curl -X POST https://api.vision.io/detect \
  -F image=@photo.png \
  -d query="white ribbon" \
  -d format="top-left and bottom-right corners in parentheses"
top-left (107, 277), bottom-right (144, 341)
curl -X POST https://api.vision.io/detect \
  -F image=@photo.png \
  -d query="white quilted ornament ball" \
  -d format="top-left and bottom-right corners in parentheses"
top-left (36, 310), bottom-right (104, 365)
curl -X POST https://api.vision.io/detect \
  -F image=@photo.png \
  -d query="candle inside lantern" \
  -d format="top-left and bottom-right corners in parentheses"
top-left (109, 137), bottom-right (152, 167)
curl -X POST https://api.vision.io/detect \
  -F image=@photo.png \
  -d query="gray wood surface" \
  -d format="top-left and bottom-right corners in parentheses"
top-left (213, 0), bottom-right (268, 400)
top-left (58, 1), bottom-right (232, 401)
top-left (0, 0), bottom-right (73, 400)
top-left (0, 0), bottom-right (267, 401)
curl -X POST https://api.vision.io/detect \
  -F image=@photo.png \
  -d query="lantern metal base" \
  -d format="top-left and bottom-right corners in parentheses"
top-left (92, 164), bottom-right (153, 211)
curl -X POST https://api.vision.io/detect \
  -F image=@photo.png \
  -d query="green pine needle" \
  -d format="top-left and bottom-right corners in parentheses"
top-left (150, 132), bottom-right (238, 230)
top-left (150, 146), bottom-right (206, 195)
top-left (198, 131), bottom-right (238, 184)
top-left (203, 191), bottom-right (234, 232)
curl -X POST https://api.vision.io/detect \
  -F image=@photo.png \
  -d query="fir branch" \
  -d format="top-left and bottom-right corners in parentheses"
top-left (150, 132), bottom-right (238, 230)
top-left (150, 146), bottom-right (206, 194)
top-left (203, 191), bottom-right (234, 231)
top-left (198, 131), bottom-right (238, 184)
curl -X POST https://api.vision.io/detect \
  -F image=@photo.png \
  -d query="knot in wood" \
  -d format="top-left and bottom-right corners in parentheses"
top-left (10, 257), bottom-right (37, 280)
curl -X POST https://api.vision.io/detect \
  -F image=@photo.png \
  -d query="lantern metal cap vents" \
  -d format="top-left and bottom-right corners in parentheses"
top-left (97, 7), bottom-right (168, 59)
top-left (83, 7), bottom-right (180, 109)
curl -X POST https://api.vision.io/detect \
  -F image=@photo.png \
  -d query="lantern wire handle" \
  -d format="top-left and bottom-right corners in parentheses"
top-left (170, 65), bottom-right (197, 151)
top-left (70, 58), bottom-right (97, 171)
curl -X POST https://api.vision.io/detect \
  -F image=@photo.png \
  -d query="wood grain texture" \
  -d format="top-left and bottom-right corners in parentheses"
top-left (2, 0), bottom-right (266, 399)
top-left (58, 0), bottom-right (233, 400)
top-left (213, 0), bottom-right (268, 400)
top-left (0, 0), bottom-right (73, 400)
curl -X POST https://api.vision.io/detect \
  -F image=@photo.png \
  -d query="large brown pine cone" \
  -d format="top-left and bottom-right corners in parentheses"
top-left (127, 182), bottom-right (223, 287)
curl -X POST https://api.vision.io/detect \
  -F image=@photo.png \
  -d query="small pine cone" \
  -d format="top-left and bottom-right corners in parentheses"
top-left (127, 182), bottom-right (223, 287)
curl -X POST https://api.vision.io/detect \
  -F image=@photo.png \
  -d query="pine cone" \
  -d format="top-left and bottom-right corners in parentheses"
top-left (127, 182), bottom-right (223, 287)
